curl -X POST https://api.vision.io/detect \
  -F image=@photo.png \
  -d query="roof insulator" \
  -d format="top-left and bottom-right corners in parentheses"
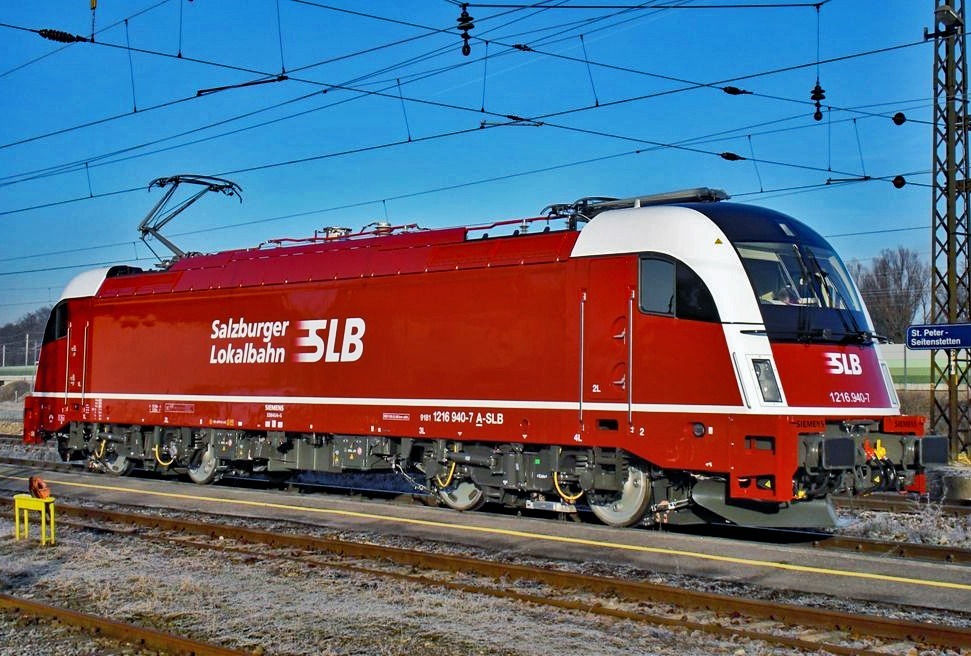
top-left (722, 86), bottom-right (751, 96)
top-left (513, 43), bottom-right (533, 52)
top-left (720, 152), bottom-right (745, 161)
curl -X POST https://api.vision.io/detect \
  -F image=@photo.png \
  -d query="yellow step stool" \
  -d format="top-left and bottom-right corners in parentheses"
top-left (13, 494), bottom-right (56, 545)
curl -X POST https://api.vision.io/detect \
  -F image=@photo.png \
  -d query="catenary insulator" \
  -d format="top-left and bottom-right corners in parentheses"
top-left (811, 80), bottom-right (826, 121)
top-left (457, 4), bottom-right (475, 57)
top-left (810, 81), bottom-right (826, 101)
top-left (38, 28), bottom-right (89, 43)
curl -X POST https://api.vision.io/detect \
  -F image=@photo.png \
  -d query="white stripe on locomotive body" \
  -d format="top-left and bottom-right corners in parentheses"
top-left (28, 390), bottom-right (896, 417)
top-left (569, 204), bottom-right (899, 414)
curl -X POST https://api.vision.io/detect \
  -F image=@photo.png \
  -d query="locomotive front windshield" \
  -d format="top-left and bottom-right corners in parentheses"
top-left (736, 241), bottom-right (872, 343)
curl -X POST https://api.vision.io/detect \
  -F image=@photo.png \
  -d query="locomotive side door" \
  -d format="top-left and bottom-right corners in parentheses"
top-left (581, 257), bottom-right (635, 426)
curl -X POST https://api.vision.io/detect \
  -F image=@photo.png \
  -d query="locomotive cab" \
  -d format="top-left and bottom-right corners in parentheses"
top-left (573, 191), bottom-right (947, 526)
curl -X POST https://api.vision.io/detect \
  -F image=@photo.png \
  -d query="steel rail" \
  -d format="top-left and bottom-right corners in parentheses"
top-left (812, 533), bottom-right (971, 563)
top-left (0, 593), bottom-right (251, 656)
top-left (33, 502), bottom-right (971, 653)
top-left (834, 493), bottom-right (971, 516)
top-left (0, 454), bottom-right (85, 474)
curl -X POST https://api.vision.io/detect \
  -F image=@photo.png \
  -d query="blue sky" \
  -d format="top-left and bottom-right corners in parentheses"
top-left (0, 1), bottom-right (935, 329)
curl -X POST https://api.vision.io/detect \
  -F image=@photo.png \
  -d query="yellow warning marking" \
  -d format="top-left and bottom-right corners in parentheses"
top-left (4, 473), bottom-right (970, 592)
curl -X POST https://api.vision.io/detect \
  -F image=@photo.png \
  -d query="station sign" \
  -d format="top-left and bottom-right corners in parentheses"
top-left (906, 323), bottom-right (971, 350)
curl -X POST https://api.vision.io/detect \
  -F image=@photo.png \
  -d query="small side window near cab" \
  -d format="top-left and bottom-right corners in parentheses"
top-left (639, 255), bottom-right (720, 323)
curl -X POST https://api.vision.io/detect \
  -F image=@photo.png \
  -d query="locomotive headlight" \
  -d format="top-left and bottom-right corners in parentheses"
top-left (752, 358), bottom-right (782, 403)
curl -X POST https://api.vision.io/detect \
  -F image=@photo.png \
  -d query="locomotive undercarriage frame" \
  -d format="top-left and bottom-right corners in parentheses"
top-left (53, 421), bottom-right (852, 528)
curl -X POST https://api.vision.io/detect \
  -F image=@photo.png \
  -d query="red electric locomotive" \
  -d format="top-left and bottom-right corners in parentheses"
top-left (23, 181), bottom-right (947, 527)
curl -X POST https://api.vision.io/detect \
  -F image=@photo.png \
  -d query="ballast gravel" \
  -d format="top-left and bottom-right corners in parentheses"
top-left (0, 517), bottom-right (821, 656)
top-left (2, 434), bottom-right (971, 654)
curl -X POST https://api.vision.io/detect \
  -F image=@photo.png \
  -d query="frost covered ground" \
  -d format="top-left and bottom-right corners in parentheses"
top-left (838, 504), bottom-right (971, 548)
top-left (2, 395), bottom-right (971, 655)
top-left (0, 446), bottom-right (969, 653)
top-left (0, 517), bottom-right (830, 656)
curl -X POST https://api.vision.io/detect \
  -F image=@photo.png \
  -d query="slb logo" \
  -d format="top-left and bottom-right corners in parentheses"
top-left (294, 318), bottom-right (365, 363)
top-left (824, 352), bottom-right (862, 376)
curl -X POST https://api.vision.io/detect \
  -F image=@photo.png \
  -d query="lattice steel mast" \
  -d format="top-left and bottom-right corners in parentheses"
top-left (928, 1), bottom-right (971, 458)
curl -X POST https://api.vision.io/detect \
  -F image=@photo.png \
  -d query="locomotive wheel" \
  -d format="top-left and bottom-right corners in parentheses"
top-left (187, 445), bottom-right (220, 485)
top-left (101, 451), bottom-right (134, 476)
top-left (588, 465), bottom-right (651, 527)
top-left (438, 480), bottom-right (486, 511)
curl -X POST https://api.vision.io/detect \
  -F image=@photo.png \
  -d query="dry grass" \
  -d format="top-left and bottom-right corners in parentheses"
top-left (0, 381), bottom-right (30, 403)
top-left (898, 390), bottom-right (932, 419)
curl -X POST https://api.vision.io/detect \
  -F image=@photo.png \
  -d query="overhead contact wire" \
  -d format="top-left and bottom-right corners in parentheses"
top-left (0, 8), bottom-right (927, 224)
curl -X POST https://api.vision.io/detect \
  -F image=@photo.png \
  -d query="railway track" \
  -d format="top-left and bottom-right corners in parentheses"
top-left (833, 491), bottom-right (971, 516)
top-left (3, 500), bottom-right (966, 656)
top-left (811, 531), bottom-right (971, 563)
top-left (0, 594), bottom-right (249, 656)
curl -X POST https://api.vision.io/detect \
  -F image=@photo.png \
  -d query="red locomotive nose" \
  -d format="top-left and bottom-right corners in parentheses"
top-left (28, 476), bottom-right (51, 499)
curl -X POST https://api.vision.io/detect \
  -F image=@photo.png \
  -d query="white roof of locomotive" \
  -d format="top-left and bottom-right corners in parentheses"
top-left (59, 267), bottom-right (111, 302)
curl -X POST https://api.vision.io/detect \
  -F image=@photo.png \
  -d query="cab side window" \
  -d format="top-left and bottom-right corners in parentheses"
top-left (42, 302), bottom-right (69, 343)
top-left (640, 256), bottom-right (719, 322)
top-left (639, 258), bottom-right (675, 314)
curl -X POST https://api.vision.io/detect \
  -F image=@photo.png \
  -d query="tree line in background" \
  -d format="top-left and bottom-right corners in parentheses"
top-left (0, 306), bottom-right (50, 367)
top-left (850, 247), bottom-right (929, 344)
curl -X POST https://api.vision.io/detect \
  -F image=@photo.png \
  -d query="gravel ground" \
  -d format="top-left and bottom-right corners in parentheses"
top-left (1, 504), bottom-right (968, 656)
top-left (0, 517), bottom-right (827, 656)
top-left (2, 410), bottom-right (970, 654)
top-left (837, 502), bottom-right (971, 548)
top-left (0, 613), bottom-right (157, 656)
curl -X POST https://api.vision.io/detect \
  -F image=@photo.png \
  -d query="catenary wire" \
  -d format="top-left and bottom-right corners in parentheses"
top-left (0, 13), bottom-right (928, 155)
top-left (0, 0), bottom-right (172, 79)
top-left (0, 32), bottom-right (931, 197)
